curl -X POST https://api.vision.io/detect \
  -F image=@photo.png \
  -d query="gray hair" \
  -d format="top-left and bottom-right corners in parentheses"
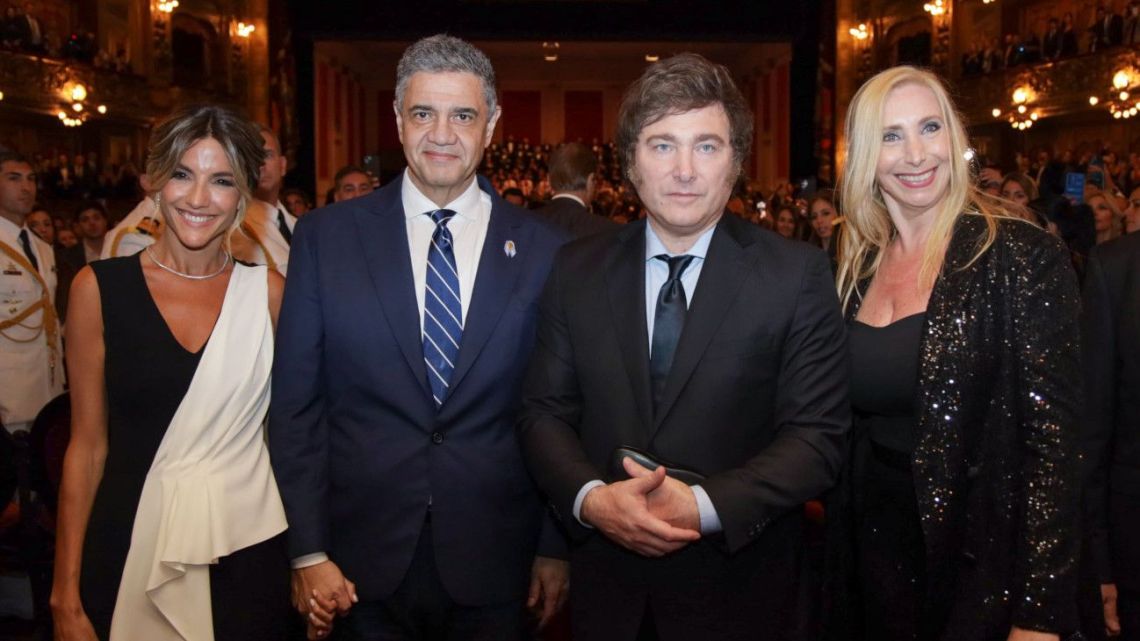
top-left (395, 34), bottom-right (497, 113)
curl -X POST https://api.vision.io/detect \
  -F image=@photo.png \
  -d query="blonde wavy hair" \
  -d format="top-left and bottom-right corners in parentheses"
top-left (836, 66), bottom-right (1003, 310)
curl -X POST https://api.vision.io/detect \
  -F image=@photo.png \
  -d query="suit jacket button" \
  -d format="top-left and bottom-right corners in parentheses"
top-left (431, 432), bottom-right (444, 444)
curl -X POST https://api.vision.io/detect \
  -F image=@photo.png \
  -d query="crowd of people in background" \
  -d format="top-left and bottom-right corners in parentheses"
top-left (962, 0), bottom-right (1140, 76)
top-left (0, 1), bottom-right (106, 67)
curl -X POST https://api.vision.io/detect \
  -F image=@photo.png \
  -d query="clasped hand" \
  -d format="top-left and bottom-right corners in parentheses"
top-left (292, 560), bottom-right (357, 640)
top-left (580, 457), bottom-right (702, 556)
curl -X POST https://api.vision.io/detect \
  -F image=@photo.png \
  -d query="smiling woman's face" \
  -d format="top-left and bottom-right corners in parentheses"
top-left (875, 82), bottom-right (951, 224)
top-left (157, 136), bottom-right (242, 251)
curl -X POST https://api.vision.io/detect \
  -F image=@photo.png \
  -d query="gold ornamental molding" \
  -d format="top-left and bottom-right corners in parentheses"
top-left (959, 48), bottom-right (1140, 127)
top-left (0, 50), bottom-right (157, 125)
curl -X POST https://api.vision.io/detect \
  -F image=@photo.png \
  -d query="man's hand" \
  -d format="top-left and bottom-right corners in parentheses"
top-left (291, 560), bottom-right (357, 637)
top-left (622, 457), bottom-right (700, 532)
top-left (527, 556), bottom-right (569, 629)
top-left (979, 167), bottom-right (1003, 190)
top-left (1006, 627), bottom-right (1059, 641)
top-left (580, 464), bottom-right (700, 557)
top-left (1102, 583), bottom-right (1122, 637)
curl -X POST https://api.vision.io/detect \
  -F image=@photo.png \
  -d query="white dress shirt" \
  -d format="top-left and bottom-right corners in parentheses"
top-left (550, 193), bottom-right (587, 208)
top-left (402, 171), bottom-right (491, 330)
top-left (573, 221), bottom-right (722, 535)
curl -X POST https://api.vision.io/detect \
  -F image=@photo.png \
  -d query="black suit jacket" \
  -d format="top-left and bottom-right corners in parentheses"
top-left (1094, 14), bottom-right (1124, 50)
top-left (1043, 30), bottom-right (1063, 59)
top-left (270, 175), bottom-right (568, 606)
top-left (518, 214), bottom-right (849, 637)
top-left (59, 243), bottom-right (87, 274)
top-left (827, 215), bottom-right (1082, 640)
top-left (535, 195), bottom-right (616, 240)
top-left (1082, 232), bottom-right (1140, 588)
top-left (1062, 28), bottom-right (1080, 56)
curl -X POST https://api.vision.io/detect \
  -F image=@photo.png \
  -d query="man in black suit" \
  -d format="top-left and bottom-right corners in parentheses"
top-left (271, 35), bottom-right (568, 641)
top-left (536, 142), bottom-right (616, 239)
top-left (1043, 18), bottom-right (1063, 60)
top-left (1092, 6), bottom-right (1124, 51)
top-left (1126, 1), bottom-right (1140, 45)
top-left (12, 2), bottom-right (41, 53)
top-left (517, 53), bottom-right (849, 641)
top-left (1083, 232), bottom-right (1140, 640)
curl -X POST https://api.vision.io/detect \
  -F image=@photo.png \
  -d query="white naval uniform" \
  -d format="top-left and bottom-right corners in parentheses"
top-left (0, 217), bottom-right (63, 433)
top-left (100, 198), bottom-right (161, 259)
top-left (229, 199), bottom-right (294, 276)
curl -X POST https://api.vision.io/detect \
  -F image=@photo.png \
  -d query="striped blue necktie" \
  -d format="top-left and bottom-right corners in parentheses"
top-left (423, 209), bottom-right (463, 408)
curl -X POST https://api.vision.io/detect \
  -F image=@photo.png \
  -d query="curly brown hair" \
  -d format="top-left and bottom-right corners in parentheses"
top-left (615, 53), bottom-right (753, 185)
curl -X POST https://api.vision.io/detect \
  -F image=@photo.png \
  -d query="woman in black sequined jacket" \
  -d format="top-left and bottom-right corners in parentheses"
top-left (825, 66), bottom-right (1083, 641)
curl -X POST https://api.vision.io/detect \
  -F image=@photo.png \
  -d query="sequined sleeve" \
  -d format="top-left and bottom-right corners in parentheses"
top-left (1007, 228), bottom-right (1082, 631)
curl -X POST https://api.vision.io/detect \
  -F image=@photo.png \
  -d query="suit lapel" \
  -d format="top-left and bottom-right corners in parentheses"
top-left (445, 196), bottom-right (530, 396)
top-left (653, 216), bottom-right (752, 431)
top-left (606, 220), bottom-right (654, 440)
top-left (354, 184), bottom-right (432, 400)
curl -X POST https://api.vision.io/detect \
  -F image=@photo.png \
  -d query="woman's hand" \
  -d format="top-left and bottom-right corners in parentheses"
top-left (51, 599), bottom-right (99, 641)
top-left (1006, 626), bottom-right (1059, 641)
top-left (1102, 583), bottom-right (1122, 637)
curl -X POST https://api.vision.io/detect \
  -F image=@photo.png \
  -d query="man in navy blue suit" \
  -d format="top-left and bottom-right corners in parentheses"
top-left (269, 35), bottom-right (569, 641)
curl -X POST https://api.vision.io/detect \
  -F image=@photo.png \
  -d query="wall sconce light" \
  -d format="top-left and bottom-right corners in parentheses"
top-left (156, 0), bottom-right (179, 13)
top-left (235, 22), bottom-right (255, 38)
top-left (542, 42), bottom-right (559, 62)
top-left (849, 23), bottom-right (870, 40)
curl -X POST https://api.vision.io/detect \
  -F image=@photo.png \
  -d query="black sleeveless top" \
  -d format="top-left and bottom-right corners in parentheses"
top-left (80, 255), bottom-right (203, 637)
top-left (849, 312), bottom-right (925, 454)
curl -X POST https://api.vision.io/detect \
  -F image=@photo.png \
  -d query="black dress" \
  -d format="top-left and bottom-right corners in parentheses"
top-left (80, 256), bottom-right (289, 640)
top-left (848, 312), bottom-right (927, 641)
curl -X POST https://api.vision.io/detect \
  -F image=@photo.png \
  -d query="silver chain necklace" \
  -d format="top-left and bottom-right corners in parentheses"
top-left (146, 246), bottom-right (232, 280)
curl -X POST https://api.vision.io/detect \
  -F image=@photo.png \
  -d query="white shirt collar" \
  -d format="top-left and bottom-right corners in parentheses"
top-left (644, 220), bottom-right (716, 262)
top-left (552, 193), bottom-right (587, 208)
top-left (401, 171), bottom-right (483, 222)
top-left (0, 215), bottom-right (23, 237)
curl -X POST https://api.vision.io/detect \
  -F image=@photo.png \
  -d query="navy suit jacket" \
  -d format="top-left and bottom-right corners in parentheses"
top-left (269, 174), bottom-right (568, 605)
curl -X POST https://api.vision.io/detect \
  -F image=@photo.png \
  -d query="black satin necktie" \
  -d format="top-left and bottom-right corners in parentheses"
top-left (650, 254), bottom-right (694, 409)
top-left (277, 210), bottom-right (293, 245)
top-left (18, 229), bottom-right (39, 272)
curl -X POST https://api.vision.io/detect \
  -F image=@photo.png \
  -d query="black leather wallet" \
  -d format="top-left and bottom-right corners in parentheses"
top-left (609, 446), bottom-right (707, 486)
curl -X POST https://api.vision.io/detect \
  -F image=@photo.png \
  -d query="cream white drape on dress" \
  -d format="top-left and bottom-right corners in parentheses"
top-left (109, 263), bottom-right (287, 641)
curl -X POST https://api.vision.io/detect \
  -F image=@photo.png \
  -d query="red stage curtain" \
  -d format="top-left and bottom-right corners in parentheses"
top-left (500, 90), bottom-right (541, 143)
top-left (377, 89), bottom-right (399, 151)
top-left (563, 91), bottom-right (603, 143)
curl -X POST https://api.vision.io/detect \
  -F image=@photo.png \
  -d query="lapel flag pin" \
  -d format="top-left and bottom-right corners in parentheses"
top-left (504, 240), bottom-right (517, 258)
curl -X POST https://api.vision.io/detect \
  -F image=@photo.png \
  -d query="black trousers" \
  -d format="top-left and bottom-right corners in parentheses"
top-left (340, 516), bottom-right (526, 641)
top-left (570, 522), bottom-right (799, 641)
top-left (1112, 491), bottom-right (1140, 641)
